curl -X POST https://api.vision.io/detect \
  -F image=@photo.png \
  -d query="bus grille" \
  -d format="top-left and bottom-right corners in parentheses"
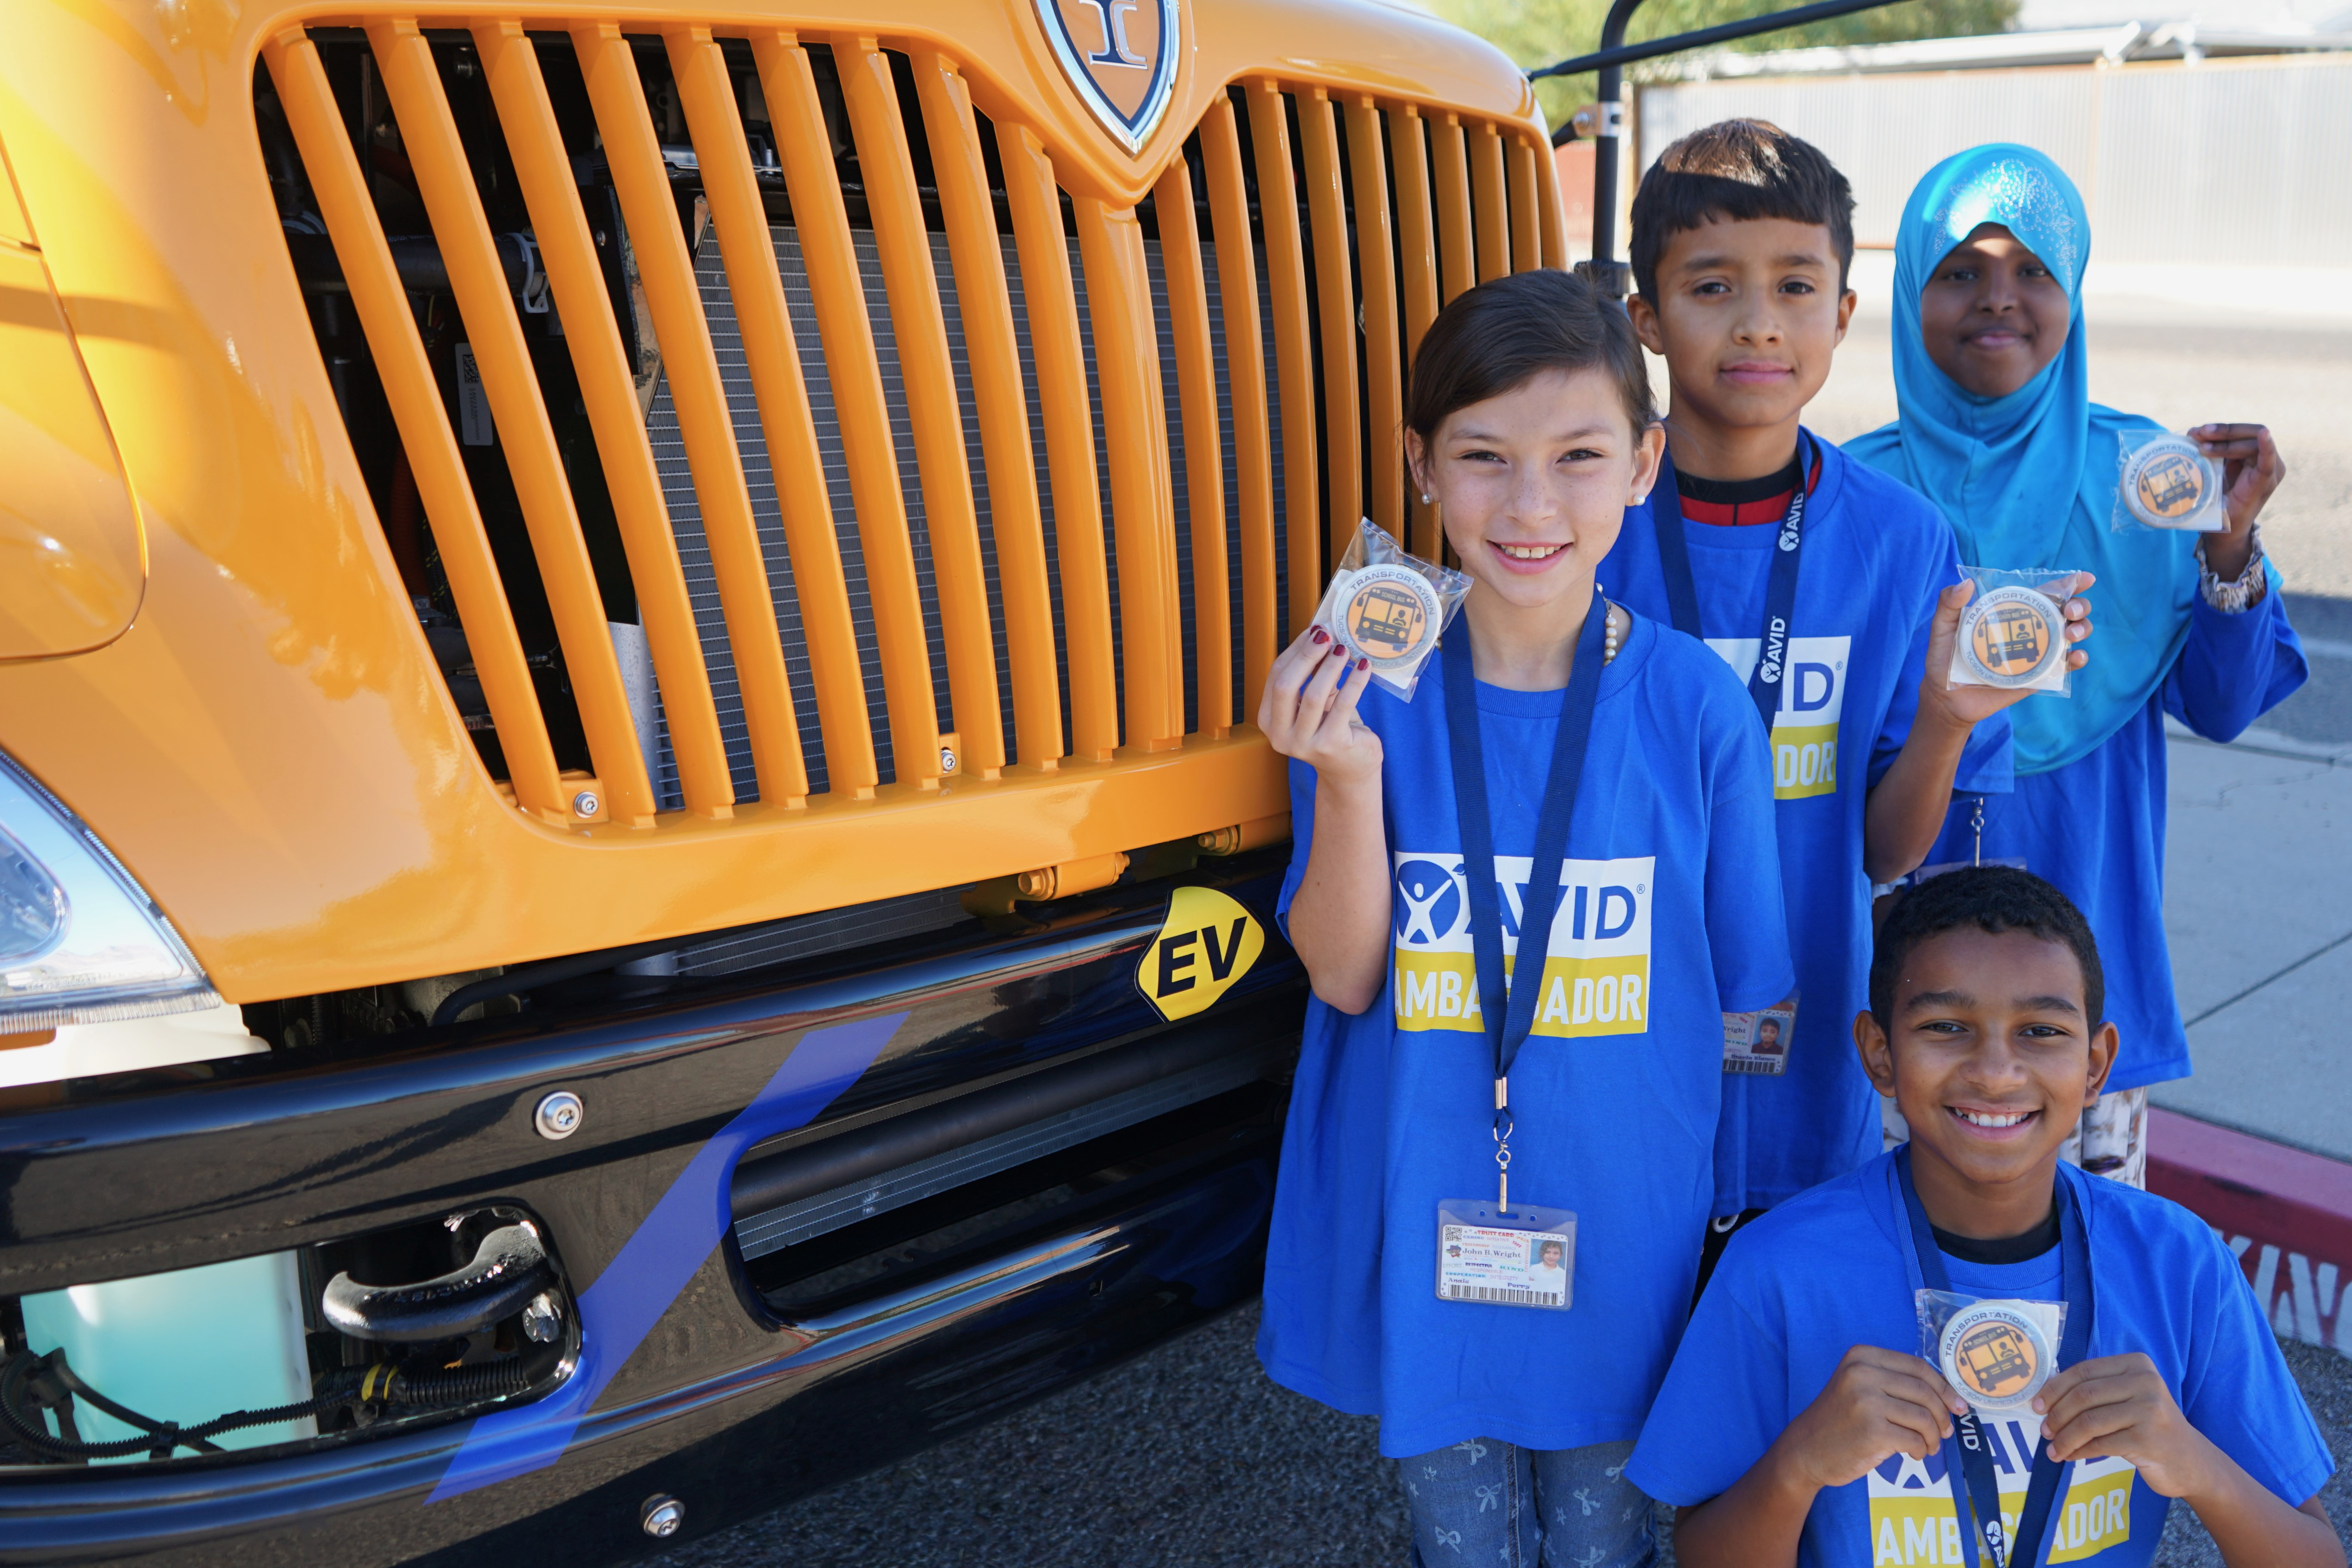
top-left (259, 22), bottom-right (1560, 834)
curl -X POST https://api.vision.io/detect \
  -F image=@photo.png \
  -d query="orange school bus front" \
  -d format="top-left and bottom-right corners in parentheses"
top-left (0, 0), bottom-right (1556, 1557)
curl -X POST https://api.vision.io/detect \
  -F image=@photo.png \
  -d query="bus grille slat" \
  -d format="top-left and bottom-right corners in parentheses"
top-left (260, 26), bottom-right (1552, 875)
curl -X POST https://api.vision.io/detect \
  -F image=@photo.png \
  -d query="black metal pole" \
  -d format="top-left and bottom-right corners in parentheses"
top-left (1532, 0), bottom-right (1918, 82)
top-left (1584, 0), bottom-right (1647, 298)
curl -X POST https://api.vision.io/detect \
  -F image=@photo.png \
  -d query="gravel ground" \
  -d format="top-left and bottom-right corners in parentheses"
top-left (653, 1301), bottom-right (2352, 1567)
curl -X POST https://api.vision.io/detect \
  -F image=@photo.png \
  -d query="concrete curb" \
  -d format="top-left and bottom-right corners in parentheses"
top-left (2149, 1107), bottom-right (2352, 1355)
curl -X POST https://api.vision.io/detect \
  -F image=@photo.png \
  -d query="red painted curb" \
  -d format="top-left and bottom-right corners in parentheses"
top-left (2149, 1106), bottom-right (2352, 1352)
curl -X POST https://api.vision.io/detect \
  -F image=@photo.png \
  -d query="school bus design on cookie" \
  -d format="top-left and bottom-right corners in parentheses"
top-left (2134, 450), bottom-right (2207, 519)
top-left (1965, 590), bottom-right (2062, 685)
top-left (1953, 1319), bottom-right (2038, 1402)
top-left (1338, 565), bottom-right (1440, 669)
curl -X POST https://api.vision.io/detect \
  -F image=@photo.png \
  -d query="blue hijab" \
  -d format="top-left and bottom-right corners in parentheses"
top-left (1847, 144), bottom-right (2217, 776)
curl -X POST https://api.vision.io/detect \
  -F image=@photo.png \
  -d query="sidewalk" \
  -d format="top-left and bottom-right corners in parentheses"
top-left (2154, 621), bottom-right (2352, 1355)
top-left (2159, 725), bottom-right (2352, 1160)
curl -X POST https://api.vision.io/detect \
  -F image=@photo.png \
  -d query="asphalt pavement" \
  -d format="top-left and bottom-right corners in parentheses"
top-left (659, 273), bottom-right (2352, 1567)
top-left (645, 1303), bottom-right (2352, 1568)
top-left (646, 1305), bottom-right (1406, 1568)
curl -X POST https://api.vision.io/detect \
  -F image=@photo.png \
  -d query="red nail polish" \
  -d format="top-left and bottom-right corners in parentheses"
top-left (1356, 656), bottom-right (1369, 671)
top-left (1310, 627), bottom-right (1329, 645)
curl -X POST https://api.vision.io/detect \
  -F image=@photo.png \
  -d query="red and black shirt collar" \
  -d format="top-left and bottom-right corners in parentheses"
top-left (1673, 447), bottom-right (1825, 527)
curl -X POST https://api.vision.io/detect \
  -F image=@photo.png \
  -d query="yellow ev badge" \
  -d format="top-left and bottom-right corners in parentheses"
top-left (1137, 886), bottom-right (1265, 1021)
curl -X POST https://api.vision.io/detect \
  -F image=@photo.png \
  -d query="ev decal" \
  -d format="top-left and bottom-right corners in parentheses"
top-left (1137, 885), bottom-right (1266, 1021)
top-left (1033, 0), bottom-right (1179, 152)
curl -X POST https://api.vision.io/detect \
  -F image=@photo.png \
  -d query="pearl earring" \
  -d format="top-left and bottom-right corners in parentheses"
top-left (1420, 492), bottom-right (1435, 504)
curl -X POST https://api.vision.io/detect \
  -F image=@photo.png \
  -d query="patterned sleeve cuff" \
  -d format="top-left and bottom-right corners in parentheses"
top-left (2196, 524), bottom-right (2268, 614)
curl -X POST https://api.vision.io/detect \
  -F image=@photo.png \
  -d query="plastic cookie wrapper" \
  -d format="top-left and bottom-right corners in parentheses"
top-left (1312, 518), bottom-right (1473, 702)
top-left (2112, 429), bottom-right (2227, 534)
top-left (1435, 1200), bottom-right (1575, 1311)
top-left (1949, 567), bottom-right (2081, 698)
top-left (1918, 1289), bottom-right (2067, 1413)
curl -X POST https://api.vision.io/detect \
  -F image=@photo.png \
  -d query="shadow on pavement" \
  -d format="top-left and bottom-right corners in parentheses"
top-left (2273, 594), bottom-right (2352, 749)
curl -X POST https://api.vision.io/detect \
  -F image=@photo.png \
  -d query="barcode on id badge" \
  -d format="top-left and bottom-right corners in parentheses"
top-left (1724, 1057), bottom-right (1788, 1076)
top-left (1442, 1283), bottom-right (1564, 1307)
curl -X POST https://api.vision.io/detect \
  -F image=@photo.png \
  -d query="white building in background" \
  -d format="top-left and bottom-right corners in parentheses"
top-left (2015, 1), bottom-right (2352, 28)
top-left (1630, 13), bottom-right (2352, 270)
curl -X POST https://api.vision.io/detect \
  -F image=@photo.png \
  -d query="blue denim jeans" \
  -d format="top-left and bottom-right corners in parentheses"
top-left (1399, 1437), bottom-right (1656, 1568)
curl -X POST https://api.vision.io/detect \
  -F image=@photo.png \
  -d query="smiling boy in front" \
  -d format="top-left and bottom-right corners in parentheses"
top-left (1627, 866), bottom-right (2338, 1568)
top-left (1599, 122), bottom-right (2094, 1254)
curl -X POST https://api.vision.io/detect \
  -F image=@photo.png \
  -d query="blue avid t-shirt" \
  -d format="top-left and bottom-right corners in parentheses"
top-left (1255, 612), bottom-right (1795, 1457)
top-left (1628, 1154), bottom-right (2333, 1566)
top-left (1916, 592), bottom-right (2306, 1092)
top-left (1601, 433), bottom-right (2012, 1212)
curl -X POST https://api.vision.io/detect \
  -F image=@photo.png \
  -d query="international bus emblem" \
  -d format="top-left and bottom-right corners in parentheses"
top-left (1033, 0), bottom-right (1180, 153)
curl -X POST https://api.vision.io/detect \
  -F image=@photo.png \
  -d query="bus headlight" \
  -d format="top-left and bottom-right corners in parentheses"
top-left (0, 752), bottom-right (216, 1032)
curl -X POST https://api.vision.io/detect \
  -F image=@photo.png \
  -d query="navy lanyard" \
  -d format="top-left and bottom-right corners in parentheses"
top-left (1896, 1146), bottom-right (2094, 1568)
top-left (1441, 590), bottom-right (1609, 1206)
top-left (1651, 434), bottom-right (1813, 732)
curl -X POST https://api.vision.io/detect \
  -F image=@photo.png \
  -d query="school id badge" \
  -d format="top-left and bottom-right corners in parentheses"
top-left (1723, 992), bottom-right (1799, 1076)
top-left (1436, 1200), bottom-right (1575, 1310)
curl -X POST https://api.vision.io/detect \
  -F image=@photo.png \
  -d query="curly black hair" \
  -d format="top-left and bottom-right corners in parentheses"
top-left (1869, 866), bottom-right (2104, 1032)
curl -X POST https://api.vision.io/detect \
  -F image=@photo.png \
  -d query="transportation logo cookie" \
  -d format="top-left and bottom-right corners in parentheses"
top-left (2123, 434), bottom-right (2212, 527)
top-left (1337, 565), bottom-right (1442, 672)
top-left (1960, 586), bottom-right (2065, 688)
top-left (1938, 1300), bottom-right (2054, 1410)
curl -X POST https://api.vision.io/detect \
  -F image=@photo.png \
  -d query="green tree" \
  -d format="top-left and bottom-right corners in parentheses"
top-left (1430, 0), bottom-right (2019, 130)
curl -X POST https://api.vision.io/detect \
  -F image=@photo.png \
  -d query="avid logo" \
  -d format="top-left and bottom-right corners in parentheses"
top-left (1867, 1415), bottom-right (2136, 1563)
top-left (1757, 616), bottom-right (1790, 685)
top-left (1389, 853), bottom-right (1654, 1038)
top-left (1703, 634), bottom-right (1850, 800)
top-left (1388, 855), bottom-right (1649, 952)
top-left (1778, 515), bottom-right (1802, 551)
top-left (1394, 859), bottom-right (1463, 945)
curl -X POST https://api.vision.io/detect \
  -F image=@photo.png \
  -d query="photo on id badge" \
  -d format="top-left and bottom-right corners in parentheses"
top-left (1436, 1200), bottom-right (1577, 1310)
top-left (1705, 635), bottom-right (1849, 798)
top-left (1723, 994), bottom-right (1798, 1076)
top-left (1389, 853), bottom-right (1654, 1037)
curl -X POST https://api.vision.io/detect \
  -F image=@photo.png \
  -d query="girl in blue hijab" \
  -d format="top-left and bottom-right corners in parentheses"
top-left (1849, 145), bottom-right (2306, 1184)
